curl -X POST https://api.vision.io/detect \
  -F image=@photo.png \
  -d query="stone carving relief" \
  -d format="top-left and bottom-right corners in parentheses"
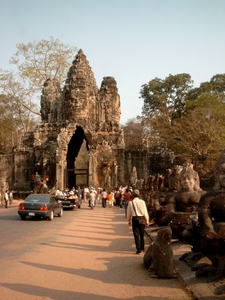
top-left (130, 166), bottom-right (137, 187)
top-left (41, 78), bottom-right (62, 123)
top-left (98, 76), bottom-right (121, 132)
top-left (64, 49), bottom-right (98, 121)
top-left (95, 140), bottom-right (117, 189)
top-left (57, 128), bottom-right (69, 151)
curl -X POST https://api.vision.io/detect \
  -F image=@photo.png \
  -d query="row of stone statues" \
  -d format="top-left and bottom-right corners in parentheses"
top-left (141, 148), bottom-right (225, 276)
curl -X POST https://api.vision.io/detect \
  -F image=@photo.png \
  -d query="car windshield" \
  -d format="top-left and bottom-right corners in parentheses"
top-left (25, 195), bottom-right (49, 203)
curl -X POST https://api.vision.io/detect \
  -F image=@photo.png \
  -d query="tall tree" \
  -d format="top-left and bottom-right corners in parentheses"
top-left (140, 73), bottom-right (194, 123)
top-left (0, 93), bottom-right (37, 153)
top-left (122, 117), bottom-right (144, 150)
top-left (153, 93), bottom-right (225, 157)
top-left (122, 117), bottom-right (164, 151)
top-left (0, 37), bottom-right (77, 152)
top-left (187, 73), bottom-right (225, 100)
top-left (9, 37), bottom-right (77, 92)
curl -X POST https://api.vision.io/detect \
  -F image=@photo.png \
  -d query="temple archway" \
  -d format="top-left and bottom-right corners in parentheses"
top-left (11, 50), bottom-right (125, 193)
top-left (66, 126), bottom-right (89, 189)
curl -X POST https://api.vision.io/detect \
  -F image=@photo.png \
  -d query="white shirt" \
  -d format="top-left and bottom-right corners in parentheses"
top-left (4, 192), bottom-right (9, 201)
top-left (127, 197), bottom-right (149, 224)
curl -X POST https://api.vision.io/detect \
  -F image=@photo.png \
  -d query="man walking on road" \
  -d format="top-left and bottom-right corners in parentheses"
top-left (127, 189), bottom-right (149, 254)
top-left (4, 190), bottom-right (9, 208)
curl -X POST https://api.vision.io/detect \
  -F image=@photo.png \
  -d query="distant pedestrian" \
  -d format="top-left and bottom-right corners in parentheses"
top-left (123, 188), bottom-right (133, 218)
top-left (4, 190), bottom-right (9, 208)
top-left (9, 190), bottom-right (13, 205)
top-left (101, 189), bottom-right (107, 208)
top-left (114, 189), bottom-right (121, 207)
top-left (107, 191), bottom-right (113, 208)
top-left (83, 186), bottom-right (90, 202)
top-left (77, 186), bottom-right (83, 201)
top-left (89, 190), bottom-right (96, 207)
top-left (97, 188), bottom-right (102, 203)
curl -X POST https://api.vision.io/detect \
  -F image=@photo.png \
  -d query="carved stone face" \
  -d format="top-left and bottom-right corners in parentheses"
top-left (218, 163), bottom-right (225, 188)
top-left (180, 174), bottom-right (195, 191)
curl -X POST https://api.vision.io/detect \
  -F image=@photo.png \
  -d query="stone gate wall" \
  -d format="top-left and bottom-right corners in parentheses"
top-left (0, 49), bottom-right (217, 195)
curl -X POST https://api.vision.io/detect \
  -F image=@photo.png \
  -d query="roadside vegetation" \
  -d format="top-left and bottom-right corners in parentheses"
top-left (124, 73), bottom-right (225, 163)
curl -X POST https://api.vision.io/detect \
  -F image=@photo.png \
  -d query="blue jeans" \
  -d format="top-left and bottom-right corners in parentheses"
top-left (124, 201), bottom-right (129, 218)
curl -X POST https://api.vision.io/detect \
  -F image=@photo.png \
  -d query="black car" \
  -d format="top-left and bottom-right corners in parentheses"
top-left (56, 194), bottom-right (82, 210)
top-left (18, 194), bottom-right (63, 221)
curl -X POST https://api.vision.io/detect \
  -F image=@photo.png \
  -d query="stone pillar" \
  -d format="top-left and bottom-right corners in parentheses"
top-left (56, 149), bottom-right (66, 190)
top-left (88, 151), bottom-right (95, 188)
top-left (13, 148), bottom-right (33, 190)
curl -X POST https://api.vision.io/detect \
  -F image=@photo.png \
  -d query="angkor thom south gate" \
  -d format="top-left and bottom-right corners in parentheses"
top-left (0, 50), bottom-right (176, 195)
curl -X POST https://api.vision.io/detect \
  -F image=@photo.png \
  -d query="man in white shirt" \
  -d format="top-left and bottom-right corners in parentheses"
top-left (101, 189), bottom-right (107, 208)
top-left (4, 190), bottom-right (9, 208)
top-left (83, 186), bottom-right (90, 202)
top-left (127, 189), bottom-right (149, 254)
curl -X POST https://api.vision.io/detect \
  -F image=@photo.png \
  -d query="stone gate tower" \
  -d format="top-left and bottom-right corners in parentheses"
top-left (13, 50), bottom-right (124, 191)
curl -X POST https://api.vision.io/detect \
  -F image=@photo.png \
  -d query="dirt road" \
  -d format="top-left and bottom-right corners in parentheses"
top-left (0, 202), bottom-right (193, 299)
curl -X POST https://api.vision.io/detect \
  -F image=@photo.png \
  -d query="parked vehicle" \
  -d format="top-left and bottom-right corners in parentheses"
top-left (18, 194), bottom-right (63, 221)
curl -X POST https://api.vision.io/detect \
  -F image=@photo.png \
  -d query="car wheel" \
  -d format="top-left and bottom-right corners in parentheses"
top-left (20, 215), bottom-right (26, 220)
top-left (48, 210), bottom-right (54, 221)
top-left (78, 204), bottom-right (81, 209)
top-left (57, 208), bottom-right (63, 217)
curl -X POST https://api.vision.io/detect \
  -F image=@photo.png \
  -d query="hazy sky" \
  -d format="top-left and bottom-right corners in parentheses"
top-left (1, 0), bottom-right (225, 124)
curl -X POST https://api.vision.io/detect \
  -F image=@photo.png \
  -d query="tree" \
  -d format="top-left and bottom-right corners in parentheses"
top-left (154, 93), bottom-right (225, 157)
top-left (0, 37), bottom-right (77, 153)
top-left (140, 73), bottom-right (194, 124)
top-left (122, 117), bottom-right (144, 150)
top-left (0, 70), bottom-right (39, 153)
top-left (122, 117), bottom-right (165, 151)
top-left (9, 37), bottom-right (77, 92)
top-left (0, 92), bottom-right (38, 153)
top-left (187, 73), bottom-right (225, 100)
top-left (0, 69), bottom-right (39, 118)
top-left (139, 73), bottom-right (225, 160)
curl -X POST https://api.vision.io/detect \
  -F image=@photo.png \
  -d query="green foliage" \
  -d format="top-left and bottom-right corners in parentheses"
top-left (140, 73), bottom-right (194, 123)
top-left (140, 73), bottom-right (225, 159)
top-left (187, 73), bottom-right (225, 100)
top-left (166, 95), bottom-right (225, 156)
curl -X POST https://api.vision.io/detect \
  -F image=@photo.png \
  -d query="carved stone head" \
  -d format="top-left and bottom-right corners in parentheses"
top-left (179, 163), bottom-right (202, 192)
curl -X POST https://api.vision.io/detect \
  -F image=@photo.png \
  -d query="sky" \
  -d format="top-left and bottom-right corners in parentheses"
top-left (1, 0), bottom-right (225, 124)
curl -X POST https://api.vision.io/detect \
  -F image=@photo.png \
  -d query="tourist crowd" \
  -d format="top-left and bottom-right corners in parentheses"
top-left (53, 184), bottom-right (134, 209)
